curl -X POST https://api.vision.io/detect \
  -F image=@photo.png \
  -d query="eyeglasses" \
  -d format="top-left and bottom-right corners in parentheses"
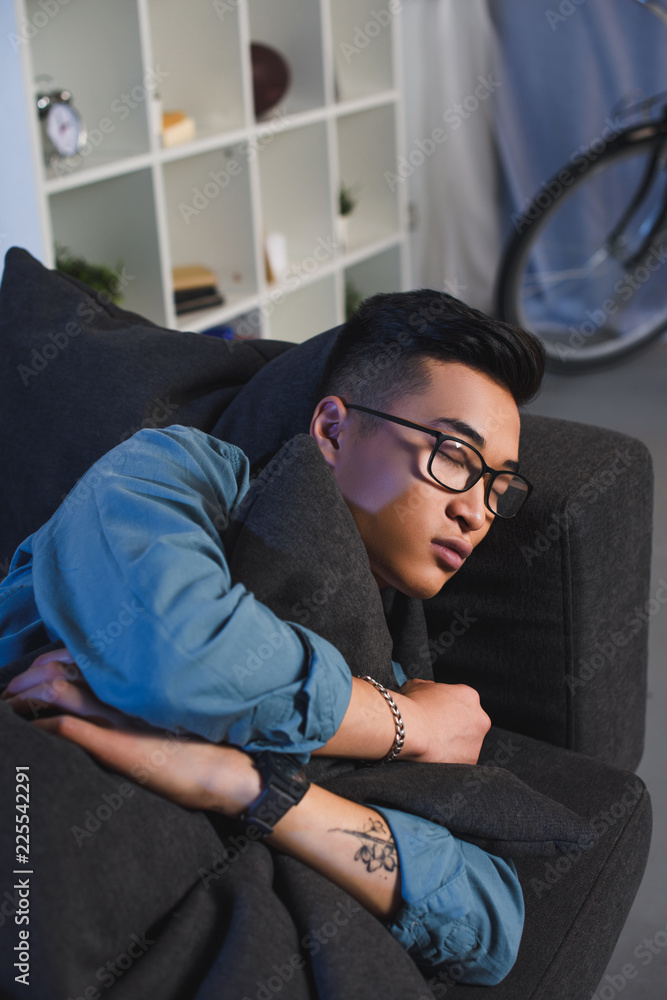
top-left (345, 403), bottom-right (532, 518)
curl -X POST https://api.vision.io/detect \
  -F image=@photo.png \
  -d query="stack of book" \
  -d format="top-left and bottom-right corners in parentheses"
top-left (173, 265), bottom-right (224, 316)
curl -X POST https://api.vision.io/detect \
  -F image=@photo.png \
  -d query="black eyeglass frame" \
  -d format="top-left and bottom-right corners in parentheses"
top-left (344, 402), bottom-right (533, 518)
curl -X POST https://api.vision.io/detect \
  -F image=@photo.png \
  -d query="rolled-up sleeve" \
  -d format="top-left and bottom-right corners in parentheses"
top-left (24, 425), bottom-right (352, 753)
top-left (372, 804), bottom-right (524, 983)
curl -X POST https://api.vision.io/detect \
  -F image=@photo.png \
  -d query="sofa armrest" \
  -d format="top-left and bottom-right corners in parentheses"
top-left (423, 413), bottom-right (653, 771)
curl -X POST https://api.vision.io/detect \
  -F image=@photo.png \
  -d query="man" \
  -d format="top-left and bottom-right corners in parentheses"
top-left (0, 290), bottom-right (544, 985)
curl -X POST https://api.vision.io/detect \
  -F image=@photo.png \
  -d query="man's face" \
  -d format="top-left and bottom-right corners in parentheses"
top-left (310, 359), bottom-right (522, 600)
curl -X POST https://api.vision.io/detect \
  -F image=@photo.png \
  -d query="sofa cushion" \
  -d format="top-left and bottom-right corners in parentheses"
top-left (0, 247), bottom-right (292, 573)
top-left (212, 326), bottom-right (341, 470)
top-left (222, 433), bottom-right (594, 857)
top-left (214, 324), bottom-right (652, 771)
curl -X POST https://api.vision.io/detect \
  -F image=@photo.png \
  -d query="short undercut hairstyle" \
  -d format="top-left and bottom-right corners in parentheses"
top-left (316, 290), bottom-right (545, 434)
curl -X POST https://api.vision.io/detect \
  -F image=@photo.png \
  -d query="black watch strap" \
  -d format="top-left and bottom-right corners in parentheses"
top-left (242, 751), bottom-right (310, 837)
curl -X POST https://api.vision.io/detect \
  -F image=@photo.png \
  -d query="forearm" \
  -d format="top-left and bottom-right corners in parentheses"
top-left (312, 676), bottom-right (426, 761)
top-left (267, 785), bottom-right (403, 920)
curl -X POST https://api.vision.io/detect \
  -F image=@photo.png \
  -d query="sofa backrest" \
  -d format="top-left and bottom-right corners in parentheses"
top-left (1, 247), bottom-right (651, 770)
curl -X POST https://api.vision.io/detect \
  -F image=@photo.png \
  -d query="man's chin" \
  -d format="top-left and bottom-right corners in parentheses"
top-left (381, 566), bottom-right (459, 601)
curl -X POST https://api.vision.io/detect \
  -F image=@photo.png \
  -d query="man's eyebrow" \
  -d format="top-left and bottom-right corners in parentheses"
top-left (430, 417), bottom-right (486, 448)
top-left (430, 417), bottom-right (521, 472)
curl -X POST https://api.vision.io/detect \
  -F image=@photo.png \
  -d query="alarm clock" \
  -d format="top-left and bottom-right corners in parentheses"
top-left (37, 89), bottom-right (87, 165)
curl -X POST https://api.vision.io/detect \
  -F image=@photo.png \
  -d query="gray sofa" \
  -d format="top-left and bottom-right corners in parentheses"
top-left (0, 248), bottom-right (653, 999)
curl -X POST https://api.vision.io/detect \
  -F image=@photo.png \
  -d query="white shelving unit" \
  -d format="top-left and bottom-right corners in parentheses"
top-left (16, 0), bottom-right (409, 342)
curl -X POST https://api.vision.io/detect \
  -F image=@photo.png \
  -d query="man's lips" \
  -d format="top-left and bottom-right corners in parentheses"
top-left (431, 538), bottom-right (473, 570)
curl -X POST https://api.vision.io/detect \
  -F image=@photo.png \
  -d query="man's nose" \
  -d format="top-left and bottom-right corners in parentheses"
top-left (445, 476), bottom-right (488, 529)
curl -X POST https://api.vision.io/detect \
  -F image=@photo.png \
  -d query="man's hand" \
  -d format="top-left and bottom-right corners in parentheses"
top-left (396, 678), bottom-right (491, 765)
top-left (1, 649), bottom-right (261, 816)
top-left (313, 675), bottom-right (490, 765)
top-left (1, 647), bottom-right (125, 727)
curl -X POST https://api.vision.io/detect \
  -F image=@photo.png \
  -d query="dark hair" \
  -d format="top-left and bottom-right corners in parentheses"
top-left (317, 290), bottom-right (545, 433)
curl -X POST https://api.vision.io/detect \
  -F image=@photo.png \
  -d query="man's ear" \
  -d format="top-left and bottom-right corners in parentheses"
top-left (309, 397), bottom-right (350, 470)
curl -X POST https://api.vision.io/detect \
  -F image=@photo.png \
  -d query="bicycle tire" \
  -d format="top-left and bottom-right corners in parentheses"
top-left (497, 121), bottom-right (667, 372)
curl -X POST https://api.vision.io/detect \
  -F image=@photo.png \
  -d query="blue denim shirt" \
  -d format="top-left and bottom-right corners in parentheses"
top-left (0, 425), bottom-right (523, 979)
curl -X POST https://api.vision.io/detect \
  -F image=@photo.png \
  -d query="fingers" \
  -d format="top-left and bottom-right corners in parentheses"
top-left (29, 645), bottom-right (76, 666)
top-left (33, 714), bottom-right (152, 770)
top-left (32, 715), bottom-right (218, 812)
top-left (2, 654), bottom-right (82, 699)
top-left (4, 677), bottom-right (127, 728)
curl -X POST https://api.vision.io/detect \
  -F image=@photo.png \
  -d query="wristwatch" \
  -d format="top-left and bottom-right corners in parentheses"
top-left (242, 751), bottom-right (310, 837)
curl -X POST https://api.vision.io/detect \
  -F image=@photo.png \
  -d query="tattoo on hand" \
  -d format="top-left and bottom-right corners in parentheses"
top-left (329, 817), bottom-right (398, 874)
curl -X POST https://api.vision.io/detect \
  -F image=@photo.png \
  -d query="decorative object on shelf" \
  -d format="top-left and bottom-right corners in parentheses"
top-left (336, 182), bottom-right (360, 252)
top-left (250, 42), bottom-right (291, 119)
top-left (36, 83), bottom-right (87, 166)
top-left (17, 1), bottom-right (406, 338)
top-left (345, 280), bottom-right (363, 319)
top-left (55, 245), bottom-right (125, 304)
top-left (161, 111), bottom-right (196, 148)
top-left (202, 324), bottom-right (236, 340)
top-left (173, 264), bottom-right (224, 315)
top-left (264, 232), bottom-right (289, 284)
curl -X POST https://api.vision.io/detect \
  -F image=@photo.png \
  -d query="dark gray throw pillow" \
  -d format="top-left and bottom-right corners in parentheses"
top-left (0, 247), bottom-right (292, 573)
top-left (222, 434), bottom-right (594, 856)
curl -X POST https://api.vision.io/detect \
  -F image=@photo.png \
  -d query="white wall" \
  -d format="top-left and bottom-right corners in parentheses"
top-left (401, 0), bottom-right (500, 311)
top-left (0, 2), bottom-right (47, 281)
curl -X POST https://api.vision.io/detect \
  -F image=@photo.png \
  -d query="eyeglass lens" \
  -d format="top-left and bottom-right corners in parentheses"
top-left (430, 439), bottom-right (528, 517)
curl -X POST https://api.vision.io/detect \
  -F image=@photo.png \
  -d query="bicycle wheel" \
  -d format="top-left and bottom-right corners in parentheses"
top-left (497, 123), bottom-right (667, 372)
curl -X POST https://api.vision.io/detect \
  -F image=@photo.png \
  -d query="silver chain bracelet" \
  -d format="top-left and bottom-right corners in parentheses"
top-left (361, 676), bottom-right (406, 762)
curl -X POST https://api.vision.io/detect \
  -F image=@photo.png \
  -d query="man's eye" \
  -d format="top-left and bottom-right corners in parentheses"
top-left (435, 446), bottom-right (467, 468)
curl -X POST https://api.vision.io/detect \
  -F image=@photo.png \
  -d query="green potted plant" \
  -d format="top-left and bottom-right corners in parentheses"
top-left (337, 182), bottom-right (359, 252)
top-left (55, 245), bottom-right (126, 304)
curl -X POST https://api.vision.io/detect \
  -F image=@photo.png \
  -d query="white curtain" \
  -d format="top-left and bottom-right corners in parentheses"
top-left (402, 0), bottom-right (501, 311)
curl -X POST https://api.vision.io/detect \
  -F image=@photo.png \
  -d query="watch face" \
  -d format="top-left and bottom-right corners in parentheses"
top-left (46, 102), bottom-right (83, 157)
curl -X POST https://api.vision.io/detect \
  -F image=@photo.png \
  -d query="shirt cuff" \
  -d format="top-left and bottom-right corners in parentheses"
top-left (370, 804), bottom-right (524, 982)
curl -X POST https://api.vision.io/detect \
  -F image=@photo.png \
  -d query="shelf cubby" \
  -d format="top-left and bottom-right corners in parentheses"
top-left (16, 0), bottom-right (408, 341)
top-left (258, 121), bottom-right (334, 275)
top-left (27, 0), bottom-right (150, 179)
top-left (146, 0), bottom-right (247, 140)
top-left (344, 245), bottom-right (403, 317)
top-left (49, 169), bottom-right (165, 324)
top-left (337, 104), bottom-right (400, 253)
top-left (247, 0), bottom-right (326, 116)
top-left (267, 275), bottom-right (339, 344)
top-left (329, 0), bottom-right (396, 103)
top-left (162, 145), bottom-right (258, 323)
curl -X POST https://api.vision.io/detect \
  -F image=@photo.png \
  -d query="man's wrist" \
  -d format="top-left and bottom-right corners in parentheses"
top-left (210, 748), bottom-right (263, 818)
top-left (391, 691), bottom-right (428, 760)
